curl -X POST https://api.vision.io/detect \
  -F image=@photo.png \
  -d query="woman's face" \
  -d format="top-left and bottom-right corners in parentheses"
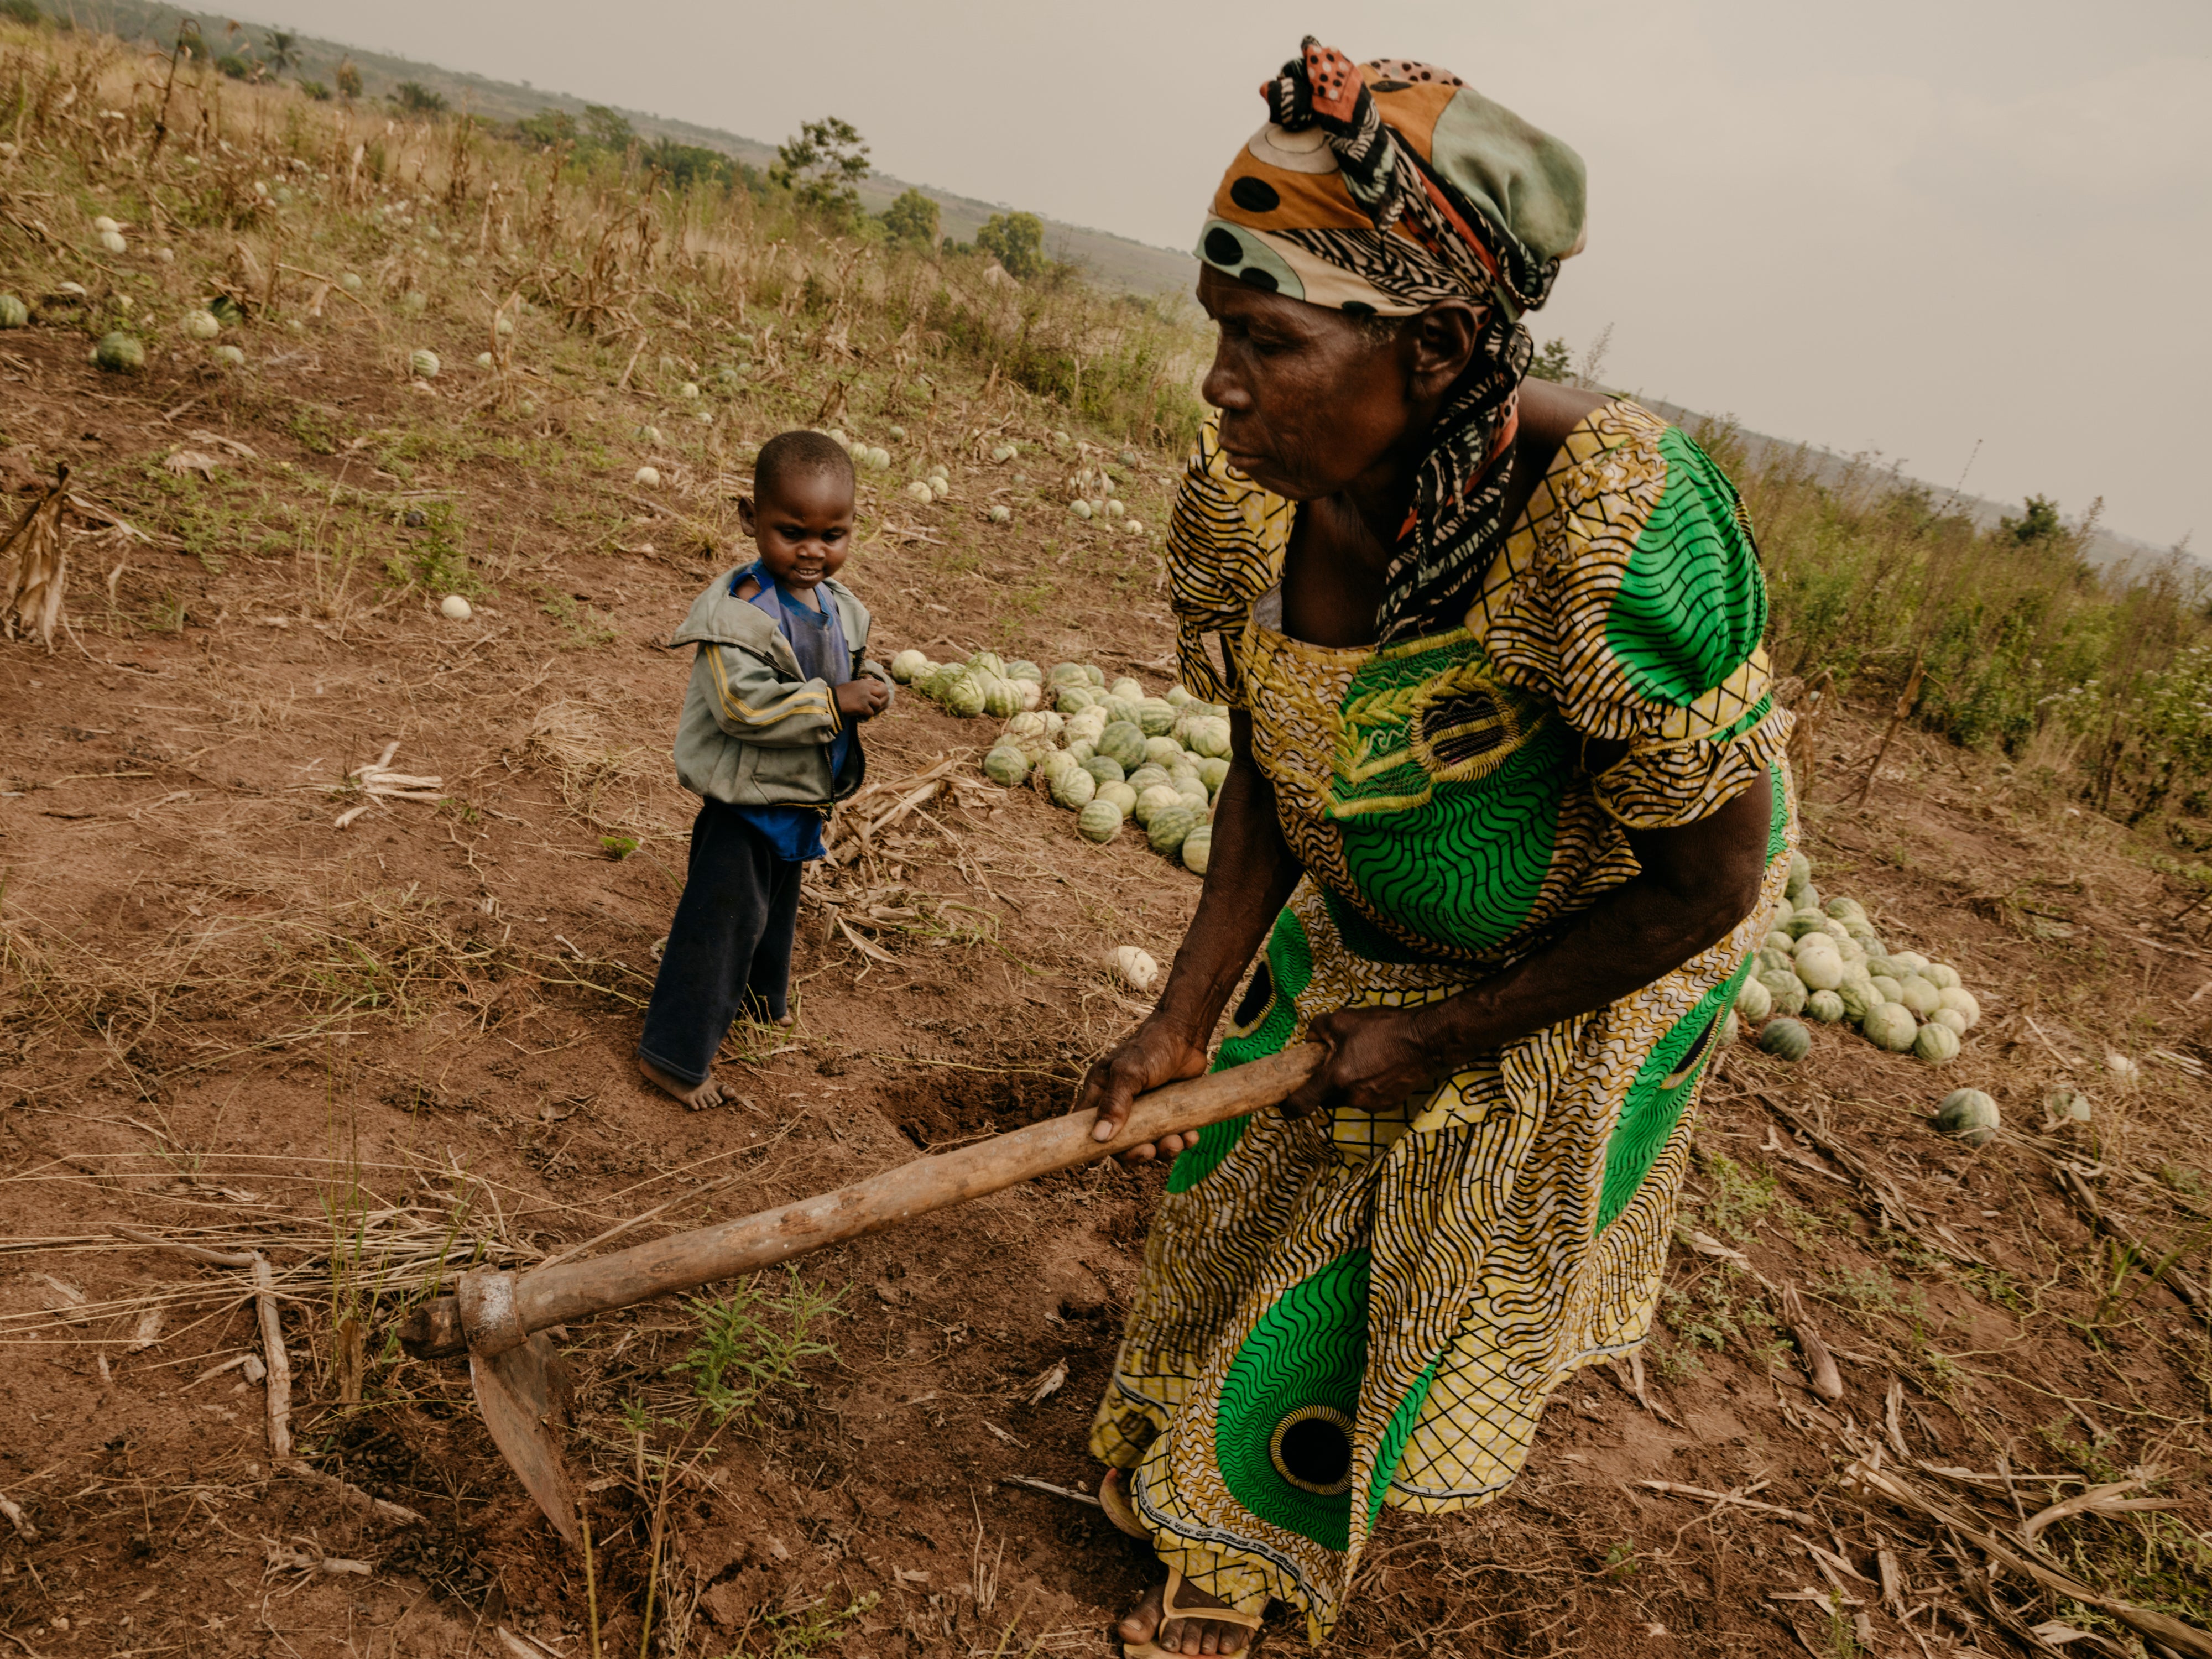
top-left (1197, 265), bottom-right (1474, 503)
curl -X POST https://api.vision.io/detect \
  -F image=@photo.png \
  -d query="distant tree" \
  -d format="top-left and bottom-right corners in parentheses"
top-left (0, 0), bottom-right (47, 28)
top-left (880, 188), bottom-right (939, 248)
top-left (2002, 495), bottom-right (2067, 545)
top-left (391, 80), bottom-right (447, 116)
top-left (771, 116), bottom-right (869, 217)
top-left (1527, 337), bottom-right (1573, 383)
top-left (648, 137), bottom-right (739, 191)
top-left (581, 103), bottom-right (636, 154)
top-left (297, 78), bottom-right (330, 101)
top-left (334, 57), bottom-right (361, 100)
top-left (974, 210), bottom-right (1044, 280)
top-left (514, 108), bottom-right (577, 150)
top-left (260, 28), bottom-right (297, 73)
top-left (215, 53), bottom-right (255, 80)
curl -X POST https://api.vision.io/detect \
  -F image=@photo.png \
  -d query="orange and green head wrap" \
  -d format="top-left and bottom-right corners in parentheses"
top-left (1199, 41), bottom-right (1587, 319)
top-left (1198, 40), bottom-right (1589, 643)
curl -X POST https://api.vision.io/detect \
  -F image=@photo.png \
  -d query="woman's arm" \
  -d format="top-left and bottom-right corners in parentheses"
top-left (1079, 710), bottom-right (1303, 1158)
top-left (1277, 771), bottom-right (1772, 1118)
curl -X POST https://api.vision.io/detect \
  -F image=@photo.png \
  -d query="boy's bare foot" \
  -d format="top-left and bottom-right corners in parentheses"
top-left (1117, 1578), bottom-right (1255, 1656)
top-left (637, 1056), bottom-right (725, 1110)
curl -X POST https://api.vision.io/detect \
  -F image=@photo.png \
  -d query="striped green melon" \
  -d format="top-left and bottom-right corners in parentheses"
top-left (1181, 823), bottom-right (1212, 874)
top-left (1784, 913), bottom-right (1828, 940)
top-left (890, 649), bottom-right (928, 683)
top-left (982, 677), bottom-right (1023, 719)
top-left (1837, 981), bottom-right (1877, 1020)
top-left (1863, 1003), bottom-right (1918, 1052)
top-left (1051, 766), bottom-right (1097, 809)
top-left (1005, 660), bottom-right (1042, 684)
top-left (1108, 676), bottom-right (1143, 702)
top-left (1888, 951), bottom-right (1929, 974)
top-left (1147, 802), bottom-right (1202, 856)
top-left (1787, 852), bottom-right (1812, 889)
top-left (1098, 721), bottom-right (1147, 770)
top-left (96, 331), bottom-right (145, 372)
top-left (1869, 974), bottom-right (1903, 1005)
top-left (1083, 665), bottom-right (1105, 686)
top-left (983, 745), bottom-right (1029, 786)
top-left (1081, 754), bottom-right (1125, 786)
top-left (1826, 896), bottom-right (1867, 922)
top-left (1037, 750), bottom-right (1078, 788)
top-left (1760, 1018), bottom-right (1812, 1061)
top-left (1057, 685), bottom-right (1098, 714)
top-left (1913, 1023), bottom-right (1960, 1065)
top-left (1077, 799), bottom-right (1123, 843)
top-left (1132, 784), bottom-right (1184, 826)
top-left (1139, 735), bottom-right (1180, 769)
top-left (1756, 946), bottom-right (1794, 975)
top-left (1064, 739), bottom-right (1095, 766)
top-left (1165, 685), bottom-right (1194, 707)
top-left (942, 675), bottom-right (987, 717)
top-left (1934, 1089), bottom-right (1999, 1146)
top-left (1793, 884), bottom-right (1822, 914)
top-left (1924, 962), bottom-right (1961, 990)
top-left (1806, 989), bottom-right (1845, 1023)
top-left (1930, 1008), bottom-right (1968, 1036)
top-left (1125, 764), bottom-right (1171, 795)
top-left (1097, 780), bottom-right (1138, 816)
top-left (1196, 757), bottom-right (1230, 796)
top-left (1757, 969), bottom-right (1806, 1018)
top-left (1100, 696), bottom-right (1140, 728)
top-left (1050, 662), bottom-right (1090, 688)
top-left (1763, 930), bottom-right (1794, 954)
top-left (968, 650), bottom-right (1006, 679)
top-left (1721, 1010), bottom-right (1740, 1046)
top-left (1138, 699), bottom-right (1177, 737)
top-left (1735, 975), bottom-right (1773, 1021)
top-left (1937, 986), bottom-right (1980, 1029)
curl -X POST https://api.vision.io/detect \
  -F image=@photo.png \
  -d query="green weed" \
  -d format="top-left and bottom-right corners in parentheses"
top-left (382, 502), bottom-right (479, 596)
top-left (540, 589), bottom-right (618, 648)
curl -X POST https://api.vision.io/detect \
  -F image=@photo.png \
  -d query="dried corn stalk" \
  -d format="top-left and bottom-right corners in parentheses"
top-left (0, 464), bottom-right (70, 649)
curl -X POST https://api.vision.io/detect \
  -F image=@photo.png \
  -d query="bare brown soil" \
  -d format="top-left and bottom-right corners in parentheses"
top-left (4, 310), bottom-right (2211, 1659)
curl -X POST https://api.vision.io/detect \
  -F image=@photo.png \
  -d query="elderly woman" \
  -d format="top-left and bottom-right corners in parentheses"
top-left (1076, 41), bottom-right (1794, 1657)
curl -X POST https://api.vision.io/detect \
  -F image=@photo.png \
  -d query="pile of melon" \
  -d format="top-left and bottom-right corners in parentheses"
top-left (889, 653), bottom-right (1230, 872)
top-left (1737, 850), bottom-right (1983, 1067)
top-left (890, 648), bottom-right (1048, 719)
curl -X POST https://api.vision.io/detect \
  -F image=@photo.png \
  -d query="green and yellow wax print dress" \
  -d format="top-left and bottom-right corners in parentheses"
top-left (1089, 400), bottom-right (1797, 1646)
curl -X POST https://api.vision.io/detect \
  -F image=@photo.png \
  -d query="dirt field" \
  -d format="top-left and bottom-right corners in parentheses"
top-left (5, 93), bottom-right (2212, 1659)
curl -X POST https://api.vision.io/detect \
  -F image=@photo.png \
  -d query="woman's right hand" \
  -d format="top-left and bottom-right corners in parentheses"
top-left (1077, 1017), bottom-right (1212, 1166)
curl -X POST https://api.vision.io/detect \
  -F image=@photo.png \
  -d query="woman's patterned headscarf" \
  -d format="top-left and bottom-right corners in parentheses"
top-left (1198, 40), bottom-right (1587, 642)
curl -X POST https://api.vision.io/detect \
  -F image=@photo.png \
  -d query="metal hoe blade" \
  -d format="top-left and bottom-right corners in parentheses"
top-left (467, 1332), bottom-right (579, 1546)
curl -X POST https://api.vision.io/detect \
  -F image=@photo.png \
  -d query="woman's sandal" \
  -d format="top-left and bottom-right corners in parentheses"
top-left (1098, 1467), bottom-right (1149, 1540)
top-left (1121, 1566), bottom-right (1264, 1658)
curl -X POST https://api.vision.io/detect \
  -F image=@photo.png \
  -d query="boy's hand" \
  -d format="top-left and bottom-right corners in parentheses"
top-left (835, 679), bottom-right (890, 721)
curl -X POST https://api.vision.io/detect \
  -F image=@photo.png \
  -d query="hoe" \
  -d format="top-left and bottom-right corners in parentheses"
top-left (393, 1044), bottom-right (1322, 1541)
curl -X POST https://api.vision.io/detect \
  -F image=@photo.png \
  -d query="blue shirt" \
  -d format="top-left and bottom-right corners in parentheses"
top-left (729, 562), bottom-right (852, 862)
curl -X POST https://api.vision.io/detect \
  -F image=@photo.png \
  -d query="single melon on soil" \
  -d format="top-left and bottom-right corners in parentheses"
top-left (1147, 802), bottom-right (1203, 856)
top-left (1077, 800), bottom-right (1123, 843)
top-left (1098, 721), bottom-right (1148, 771)
top-left (1132, 784), bottom-right (1184, 826)
top-left (1806, 989), bottom-right (1845, 1023)
top-left (891, 649), bottom-right (928, 683)
top-left (1756, 968), bottom-right (1807, 1018)
top-left (1182, 823), bottom-right (1212, 874)
top-left (1080, 754), bottom-right (1124, 786)
top-left (1760, 1018), bottom-right (1811, 1061)
top-left (1933, 1088), bottom-right (1999, 1146)
top-left (1052, 766), bottom-right (1098, 810)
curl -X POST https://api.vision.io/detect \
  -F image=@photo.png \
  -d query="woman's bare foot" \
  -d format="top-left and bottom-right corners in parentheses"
top-left (637, 1055), bottom-right (725, 1110)
top-left (1117, 1578), bottom-right (1255, 1656)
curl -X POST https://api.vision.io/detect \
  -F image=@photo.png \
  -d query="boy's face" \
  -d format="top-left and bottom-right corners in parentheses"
top-left (740, 466), bottom-right (855, 594)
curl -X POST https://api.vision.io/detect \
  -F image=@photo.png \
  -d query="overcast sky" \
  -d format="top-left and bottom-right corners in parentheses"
top-left (243, 0), bottom-right (2206, 547)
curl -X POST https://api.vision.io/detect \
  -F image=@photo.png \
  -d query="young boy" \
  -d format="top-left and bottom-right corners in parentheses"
top-left (637, 429), bottom-right (893, 1109)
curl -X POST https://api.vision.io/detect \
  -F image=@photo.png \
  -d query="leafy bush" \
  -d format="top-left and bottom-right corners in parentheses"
top-left (880, 187), bottom-right (938, 248)
top-left (977, 210), bottom-right (1045, 280)
top-left (390, 80), bottom-right (446, 115)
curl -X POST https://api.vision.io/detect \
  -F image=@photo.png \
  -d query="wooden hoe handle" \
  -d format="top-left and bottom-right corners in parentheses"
top-left (395, 1044), bottom-right (1323, 1359)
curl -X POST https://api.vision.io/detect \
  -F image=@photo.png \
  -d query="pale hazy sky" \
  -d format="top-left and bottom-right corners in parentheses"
top-left (245, 0), bottom-right (2207, 546)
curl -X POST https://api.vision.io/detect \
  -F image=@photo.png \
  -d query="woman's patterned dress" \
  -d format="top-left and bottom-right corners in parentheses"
top-left (1089, 400), bottom-right (1796, 1645)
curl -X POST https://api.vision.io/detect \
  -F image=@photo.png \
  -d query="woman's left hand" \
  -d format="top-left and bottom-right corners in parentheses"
top-left (1280, 1005), bottom-right (1446, 1118)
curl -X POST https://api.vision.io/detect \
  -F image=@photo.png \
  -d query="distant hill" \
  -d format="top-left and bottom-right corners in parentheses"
top-left (50, 0), bottom-right (1203, 299)
top-left (1638, 398), bottom-right (2185, 575)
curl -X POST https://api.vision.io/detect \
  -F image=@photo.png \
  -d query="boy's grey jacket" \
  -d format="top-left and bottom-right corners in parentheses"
top-left (666, 570), bottom-right (893, 807)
